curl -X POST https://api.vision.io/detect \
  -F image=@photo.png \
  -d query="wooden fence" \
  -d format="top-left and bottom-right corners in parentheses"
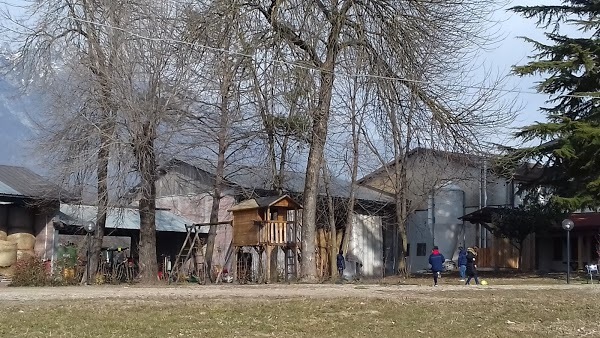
top-left (477, 235), bottom-right (535, 271)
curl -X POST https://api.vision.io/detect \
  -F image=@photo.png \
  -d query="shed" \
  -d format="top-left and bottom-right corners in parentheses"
top-left (228, 195), bottom-right (302, 282)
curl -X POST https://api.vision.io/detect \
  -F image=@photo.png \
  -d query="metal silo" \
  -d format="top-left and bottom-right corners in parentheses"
top-left (430, 183), bottom-right (465, 264)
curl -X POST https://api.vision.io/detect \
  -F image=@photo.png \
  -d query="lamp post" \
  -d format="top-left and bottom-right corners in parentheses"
top-left (562, 218), bottom-right (575, 284)
top-left (84, 221), bottom-right (96, 285)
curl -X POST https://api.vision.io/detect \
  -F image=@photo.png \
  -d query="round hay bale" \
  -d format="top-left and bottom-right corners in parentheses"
top-left (0, 230), bottom-right (7, 241)
top-left (7, 233), bottom-right (36, 250)
top-left (0, 240), bottom-right (17, 267)
top-left (0, 265), bottom-right (14, 277)
top-left (16, 249), bottom-right (35, 260)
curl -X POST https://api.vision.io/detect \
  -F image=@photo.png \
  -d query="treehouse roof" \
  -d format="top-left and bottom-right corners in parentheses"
top-left (228, 195), bottom-right (302, 212)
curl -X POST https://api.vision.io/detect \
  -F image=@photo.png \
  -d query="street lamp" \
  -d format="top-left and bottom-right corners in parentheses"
top-left (562, 218), bottom-right (575, 284)
top-left (84, 221), bottom-right (96, 285)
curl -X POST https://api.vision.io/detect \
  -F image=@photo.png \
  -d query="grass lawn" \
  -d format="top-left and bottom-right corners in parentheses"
top-left (0, 287), bottom-right (599, 337)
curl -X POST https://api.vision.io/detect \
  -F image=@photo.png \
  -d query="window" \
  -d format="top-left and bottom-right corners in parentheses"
top-left (406, 244), bottom-right (410, 257)
top-left (553, 237), bottom-right (562, 261)
top-left (417, 243), bottom-right (427, 256)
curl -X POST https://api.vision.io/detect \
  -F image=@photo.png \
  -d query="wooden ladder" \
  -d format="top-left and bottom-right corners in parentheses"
top-left (284, 246), bottom-right (297, 282)
top-left (171, 224), bottom-right (206, 284)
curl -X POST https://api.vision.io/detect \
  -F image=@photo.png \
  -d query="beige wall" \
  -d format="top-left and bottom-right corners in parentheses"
top-left (154, 170), bottom-right (236, 270)
top-left (34, 211), bottom-right (56, 261)
top-left (361, 154), bottom-right (511, 211)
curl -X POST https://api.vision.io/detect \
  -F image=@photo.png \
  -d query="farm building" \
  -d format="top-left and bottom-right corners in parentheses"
top-left (0, 165), bottom-right (71, 276)
top-left (53, 203), bottom-right (201, 268)
top-left (358, 148), bottom-right (535, 273)
top-left (143, 159), bottom-right (394, 281)
top-left (0, 164), bottom-right (201, 281)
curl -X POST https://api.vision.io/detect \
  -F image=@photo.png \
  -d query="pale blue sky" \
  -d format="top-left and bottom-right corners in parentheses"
top-left (484, 0), bottom-right (563, 145)
top-left (0, 0), bottom-right (566, 151)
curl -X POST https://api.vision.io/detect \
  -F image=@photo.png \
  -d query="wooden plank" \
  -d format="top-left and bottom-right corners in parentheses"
top-left (193, 221), bottom-right (232, 226)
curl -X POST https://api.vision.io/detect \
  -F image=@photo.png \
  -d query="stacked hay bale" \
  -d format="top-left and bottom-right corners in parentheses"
top-left (0, 206), bottom-right (16, 276)
top-left (0, 240), bottom-right (17, 269)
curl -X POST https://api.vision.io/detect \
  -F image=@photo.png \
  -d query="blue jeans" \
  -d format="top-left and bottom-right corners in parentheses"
top-left (459, 265), bottom-right (466, 279)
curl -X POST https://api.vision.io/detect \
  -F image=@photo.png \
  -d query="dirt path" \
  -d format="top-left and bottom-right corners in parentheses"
top-left (0, 283), bottom-right (598, 302)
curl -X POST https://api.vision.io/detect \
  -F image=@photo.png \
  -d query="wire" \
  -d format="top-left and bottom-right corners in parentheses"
top-left (63, 16), bottom-right (600, 100)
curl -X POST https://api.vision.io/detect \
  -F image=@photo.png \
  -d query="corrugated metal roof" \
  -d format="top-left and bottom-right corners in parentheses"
top-left (0, 165), bottom-right (68, 199)
top-left (57, 204), bottom-right (207, 233)
top-left (228, 166), bottom-right (393, 203)
top-left (228, 198), bottom-right (259, 211)
top-left (0, 180), bottom-right (20, 196)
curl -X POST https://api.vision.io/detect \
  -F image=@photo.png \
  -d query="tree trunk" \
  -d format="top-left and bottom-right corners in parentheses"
top-left (89, 135), bottom-right (110, 283)
top-left (300, 65), bottom-right (336, 282)
top-left (80, 0), bottom-right (118, 285)
top-left (396, 199), bottom-right (409, 276)
top-left (205, 60), bottom-right (233, 280)
top-left (322, 162), bottom-right (337, 279)
top-left (135, 123), bottom-right (158, 284)
top-left (205, 146), bottom-right (225, 281)
top-left (341, 84), bottom-right (361, 254)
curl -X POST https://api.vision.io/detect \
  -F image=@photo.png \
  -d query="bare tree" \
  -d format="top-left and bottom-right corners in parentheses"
top-left (186, 6), bottom-right (254, 278)
top-left (116, 0), bottom-right (201, 283)
top-left (1, 0), bottom-right (131, 282)
top-left (4, 0), bottom-right (202, 284)
top-left (249, 56), bottom-right (314, 194)
top-left (227, 0), bottom-right (510, 280)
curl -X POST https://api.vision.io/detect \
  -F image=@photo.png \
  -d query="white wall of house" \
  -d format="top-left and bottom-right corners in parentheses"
top-left (345, 213), bottom-right (384, 278)
top-left (407, 210), bottom-right (430, 272)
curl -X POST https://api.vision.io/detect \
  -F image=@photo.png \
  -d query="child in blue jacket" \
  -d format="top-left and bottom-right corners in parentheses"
top-left (458, 246), bottom-right (467, 281)
top-left (429, 246), bottom-right (445, 286)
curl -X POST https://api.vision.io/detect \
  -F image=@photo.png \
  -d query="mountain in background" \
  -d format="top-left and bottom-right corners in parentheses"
top-left (0, 53), bottom-right (41, 169)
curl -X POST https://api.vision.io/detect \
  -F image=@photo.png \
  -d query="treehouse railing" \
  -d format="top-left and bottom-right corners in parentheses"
top-left (256, 221), bottom-right (298, 245)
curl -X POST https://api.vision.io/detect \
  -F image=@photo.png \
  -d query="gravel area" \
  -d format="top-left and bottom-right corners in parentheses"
top-left (0, 282), bottom-right (598, 302)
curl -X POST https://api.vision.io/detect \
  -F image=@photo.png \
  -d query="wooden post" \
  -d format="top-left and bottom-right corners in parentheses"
top-left (265, 245), bottom-right (273, 283)
top-left (270, 246), bottom-right (278, 282)
top-left (585, 235), bottom-right (591, 266)
top-left (578, 234), bottom-right (584, 271)
top-left (232, 246), bottom-right (238, 283)
top-left (293, 243), bottom-right (299, 280)
top-left (490, 235), bottom-right (496, 270)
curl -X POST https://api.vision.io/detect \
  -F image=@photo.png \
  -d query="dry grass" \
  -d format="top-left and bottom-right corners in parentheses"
top-left (376, 271), bottom-right (576, 286)
top-left (0, 287), bottom-right (599, 337)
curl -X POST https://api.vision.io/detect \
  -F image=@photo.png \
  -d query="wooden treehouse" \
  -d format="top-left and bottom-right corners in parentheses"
top-left (229, 195), bottom-right (302, 283)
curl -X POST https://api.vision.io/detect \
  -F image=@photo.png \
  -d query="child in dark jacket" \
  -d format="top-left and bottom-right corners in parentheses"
top-left (458, 247), bottom-right (467, 281)
top-left (429, 246), bottom-right (445, 286)
top-left (336, 250), bottom-right (345, 277)
top-left (465, 247), bottom-right (479, 285)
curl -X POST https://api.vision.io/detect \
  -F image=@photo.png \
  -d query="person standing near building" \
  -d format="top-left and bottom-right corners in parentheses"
top-left (465, 246), bottom-right (480, 285)
top-left (336, 250), bottom-right (345, 278)
top-left (458, 246), bottom-right (467, 282)
top-left (429, 246), bottom-right (445, 286)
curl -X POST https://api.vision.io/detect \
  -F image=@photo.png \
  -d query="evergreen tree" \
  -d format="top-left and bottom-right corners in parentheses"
top-left (506, 1), bottom-right (600, 211)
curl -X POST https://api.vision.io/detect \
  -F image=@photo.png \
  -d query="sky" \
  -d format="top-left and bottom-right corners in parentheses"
top-left (0, 0), bottom-right (570, 165)
top-left (481, 0), bottom-right (562, 145)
